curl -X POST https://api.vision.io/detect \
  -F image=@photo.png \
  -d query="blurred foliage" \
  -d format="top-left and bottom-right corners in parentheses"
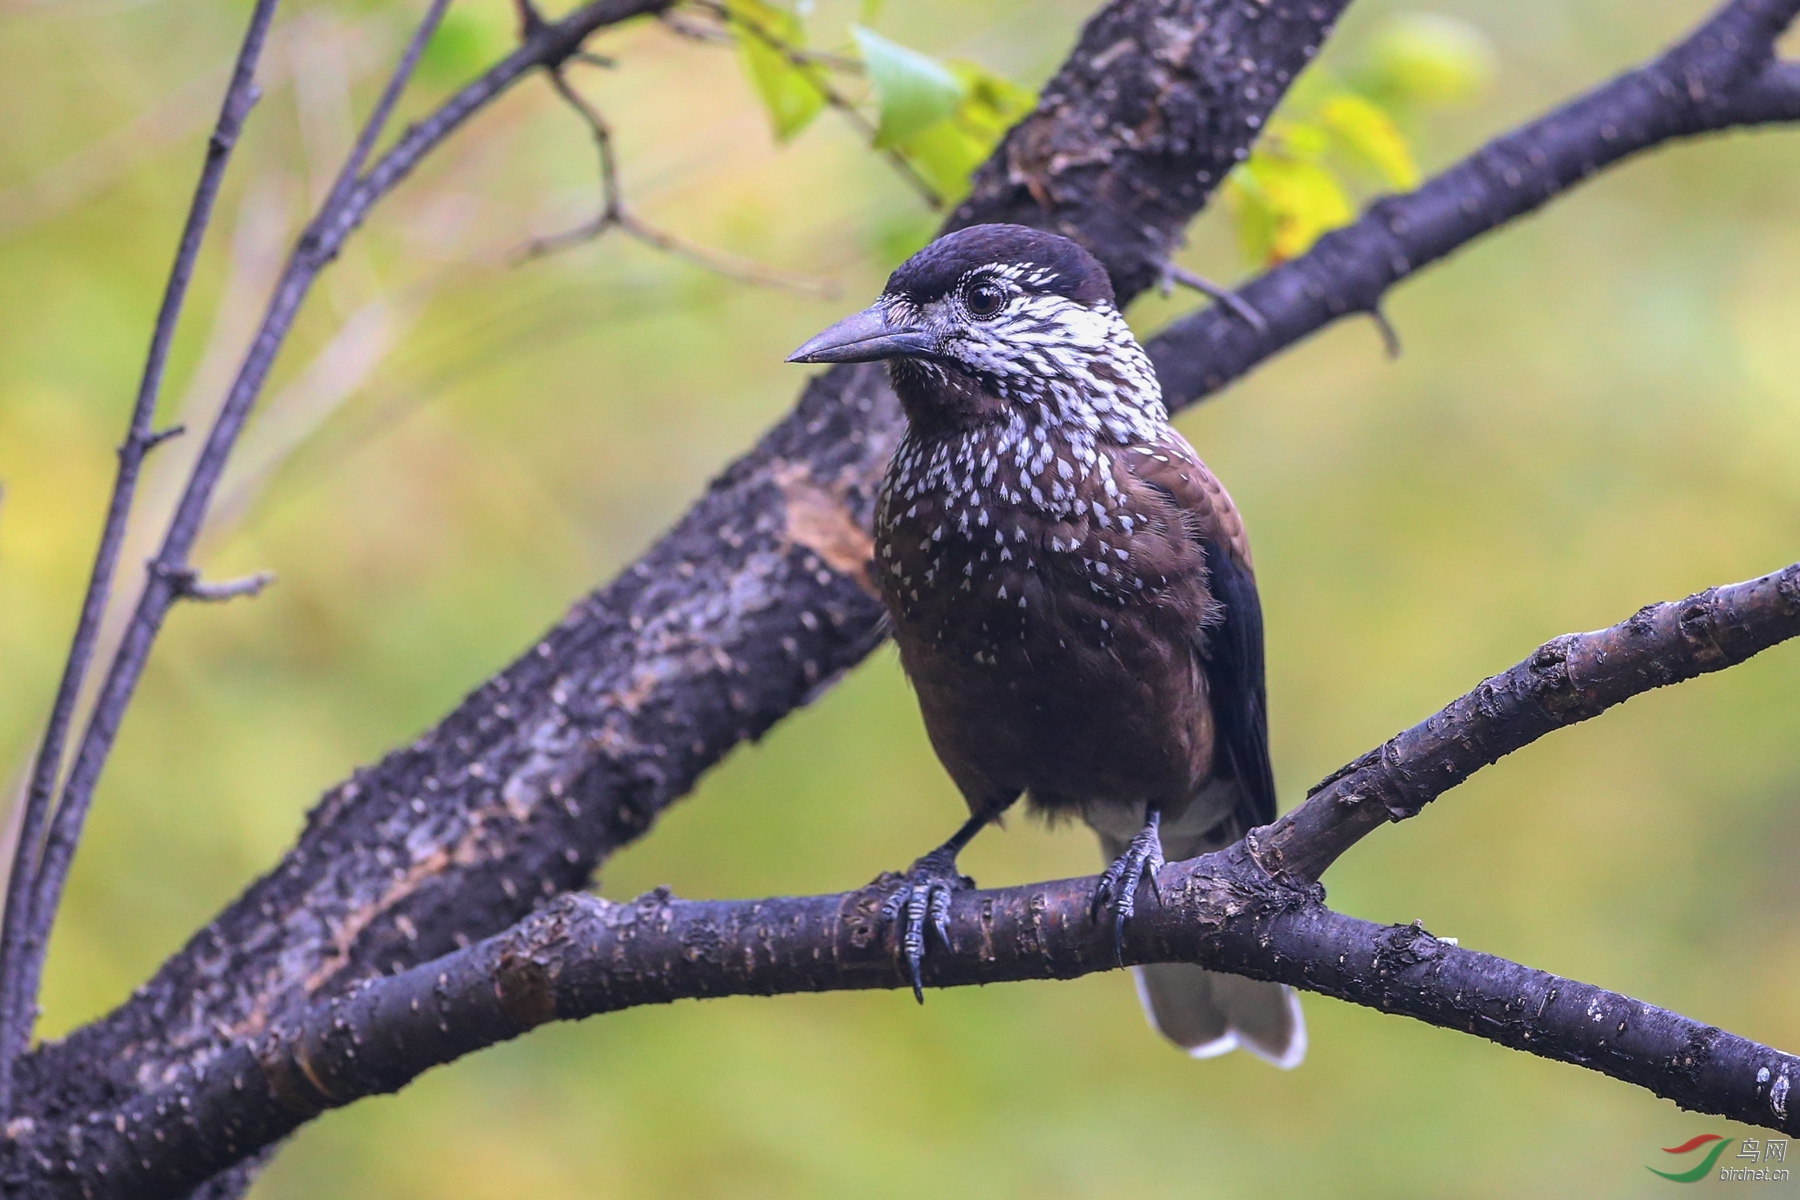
top-left (1, 1), bottom-right (1798, 1199)
top-left (728, 0), bottom-right (829, 141)
top-left (1225, 12), bottom-right (1494, 264)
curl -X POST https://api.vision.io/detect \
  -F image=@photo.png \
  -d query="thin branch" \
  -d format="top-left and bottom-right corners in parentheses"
top-left (1365, 306), bottom-right (1400, 358)
top-left (1156, 260), bottom-right (1267, 332)
top-left (4, 0), bottom-right (465, 1086)
top-left (141, 424), bottom-right (188, 451)
top-left (327, 0), bottom-right (457, 206)
top-left (14, 0), bottom-right (1800, 1191)
top-left (161, 567), bottom-right (278, 603)
top-left (1253, 562), bottom-right (1800, 882)
top-left (0, 0), bottom-right (675, 1118)
top-left (520, 66), bottom-right (839, 297)
top-left (0, 0), bottom-right (280, 1115)
top-left (1148, 0), bottom-right (1800, 405)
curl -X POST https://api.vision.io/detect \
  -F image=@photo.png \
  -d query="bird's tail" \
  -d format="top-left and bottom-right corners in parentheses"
top-left (1093, 822), bottom-right (1305, 1067)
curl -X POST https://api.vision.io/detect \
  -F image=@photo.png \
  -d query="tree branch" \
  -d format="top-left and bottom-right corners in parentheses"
top-left (1149, 0), bottom-right (1800, 404)
top-left (1255, 561), bottom-right (1800, 881)
top-left (0, 0), bottom-right (280, 1116)
top-left (27, 822), bottom-right (1800, 1198)
top-left (517, 62), bottom-right (839, 296)
top-left (11, 554), bottom-right (1798, 1197)
top-left (9, 0), bottom-right (1800, 1191)
top-left (10, 0), bottom-right (1351, 1162)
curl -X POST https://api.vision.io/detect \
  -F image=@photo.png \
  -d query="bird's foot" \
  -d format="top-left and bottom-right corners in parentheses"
top-left (876, 848), bottom-right (974, 1004)
top-left (1090, 817), bottom-right (1166, 964)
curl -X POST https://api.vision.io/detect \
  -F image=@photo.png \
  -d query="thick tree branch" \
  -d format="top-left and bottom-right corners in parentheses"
top-left (24, 837), bottom-right (1799, 1199)
top-left (10, 0), bottom-right (1800, 1191)
top-left (945, 0), bottom-right (1350, 298)
top-left (11, 0), bottom-right (1348, 1160)
top-left (1149, 0), bottom-right (1800, 403)
top-left (11, 560), bottom-right (1798, 1198)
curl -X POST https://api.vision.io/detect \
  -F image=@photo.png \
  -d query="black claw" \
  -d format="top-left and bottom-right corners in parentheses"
top-left (1092, 814), bottom-right (1166, 965)
top-left (876, 853), bottom-right (972, 1003)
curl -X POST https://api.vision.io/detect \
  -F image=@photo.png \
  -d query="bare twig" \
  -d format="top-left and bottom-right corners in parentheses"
top-left (7, 0), bottom-right (460, 1031)
top-left (1367, 305), bottom-right (1400, 358)
top-left (520, 67), bottom-right (839, 296)
top-left (160, 567), bottom-right (278, 603)
top-left (141, 424), bottom-right (188, 451)
top-left (0, 0), bottom-right (280, 1114)
top-left (0, 0), bottom-right (676, 1117)
top-left (1156, 260), bottom-right (1267, 331)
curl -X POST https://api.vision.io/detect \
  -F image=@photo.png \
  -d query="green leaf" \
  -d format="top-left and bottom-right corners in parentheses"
top-left (883, 61), bottom-right (1035, 205)
top-left (1356, 14), bottom-right (1495, 109)
top-left (1320, 93), bottom-right (1419, 189)
top-left (892, 121), bottom-right (987, 202)
top-left (853, 25), bottom-right (964, 148)
top-left (726, 0), bottom-right (827, 142)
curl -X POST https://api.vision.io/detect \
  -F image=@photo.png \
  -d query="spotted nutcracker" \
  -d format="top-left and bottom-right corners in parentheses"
top-left (788, 224), bottom-right (1302, 1066)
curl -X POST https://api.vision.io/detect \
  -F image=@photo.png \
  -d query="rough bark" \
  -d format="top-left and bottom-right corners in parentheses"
top-left (6, 0), bottom-right (1799, 1193)
top-left (8, 560), bottom-right (1798, 1198)
top-left (9, 0), bottom-right (1352, 1170)
top-left (20, 845), bottom-right (1797, 1199)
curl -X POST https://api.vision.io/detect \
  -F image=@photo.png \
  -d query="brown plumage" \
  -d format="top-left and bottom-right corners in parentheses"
top-left (789, 224), bottom-right (1302, 1065)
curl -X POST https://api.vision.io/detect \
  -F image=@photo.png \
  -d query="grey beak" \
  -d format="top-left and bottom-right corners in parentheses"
top-left (787, 303), bottom-right (935, 364)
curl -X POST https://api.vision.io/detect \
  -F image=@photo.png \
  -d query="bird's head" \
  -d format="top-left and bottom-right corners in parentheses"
top-left (788, 224), bottom-right (1162, 437)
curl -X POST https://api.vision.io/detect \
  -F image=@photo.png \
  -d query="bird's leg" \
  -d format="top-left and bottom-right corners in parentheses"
top-left (1090, 805), bottom-right (1166, 965)
top-left (877, 810), bottom-right (993, 1003)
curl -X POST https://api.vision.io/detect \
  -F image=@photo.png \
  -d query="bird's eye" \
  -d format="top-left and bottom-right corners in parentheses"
top-left (964, 281), bottom-right (1005, 318)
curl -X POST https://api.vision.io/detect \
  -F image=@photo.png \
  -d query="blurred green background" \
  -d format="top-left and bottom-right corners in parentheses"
top-left (3, 0), bottom-right (1798, 1195)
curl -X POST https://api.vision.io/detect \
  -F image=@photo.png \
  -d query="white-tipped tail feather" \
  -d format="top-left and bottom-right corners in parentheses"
top-left (1131, 965), bottom-right (1306, 1068)
top-left (1092, 806), bottom-right (1306, 1068)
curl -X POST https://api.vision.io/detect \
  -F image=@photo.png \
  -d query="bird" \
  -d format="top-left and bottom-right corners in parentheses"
top-left (787, 223), bottom-right (1303, 1067)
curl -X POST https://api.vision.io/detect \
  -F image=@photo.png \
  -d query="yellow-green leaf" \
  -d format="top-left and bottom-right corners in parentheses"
top-left (1320, 93), bottom-right (1419, 189)
top-left (894, 120), bottom-right (989, 203)
top-left (726, 0), bottom-right (827, 142)
top-left (853, 25), bottom-right (964, 149)
top-left (1266, 115), bottom-right (1331, 162)
top-left (1226, 153), bottom-right (1354, 265)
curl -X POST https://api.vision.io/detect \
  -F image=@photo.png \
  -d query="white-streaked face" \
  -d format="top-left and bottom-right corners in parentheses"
top-left (881, 262), bottom-right (1165, 425)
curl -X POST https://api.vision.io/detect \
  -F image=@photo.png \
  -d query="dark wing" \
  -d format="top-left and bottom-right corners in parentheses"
top-left (1196, 537), bottom-right (1278, 828)
top-left (1129, 438), bottom-right (1278, 830)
